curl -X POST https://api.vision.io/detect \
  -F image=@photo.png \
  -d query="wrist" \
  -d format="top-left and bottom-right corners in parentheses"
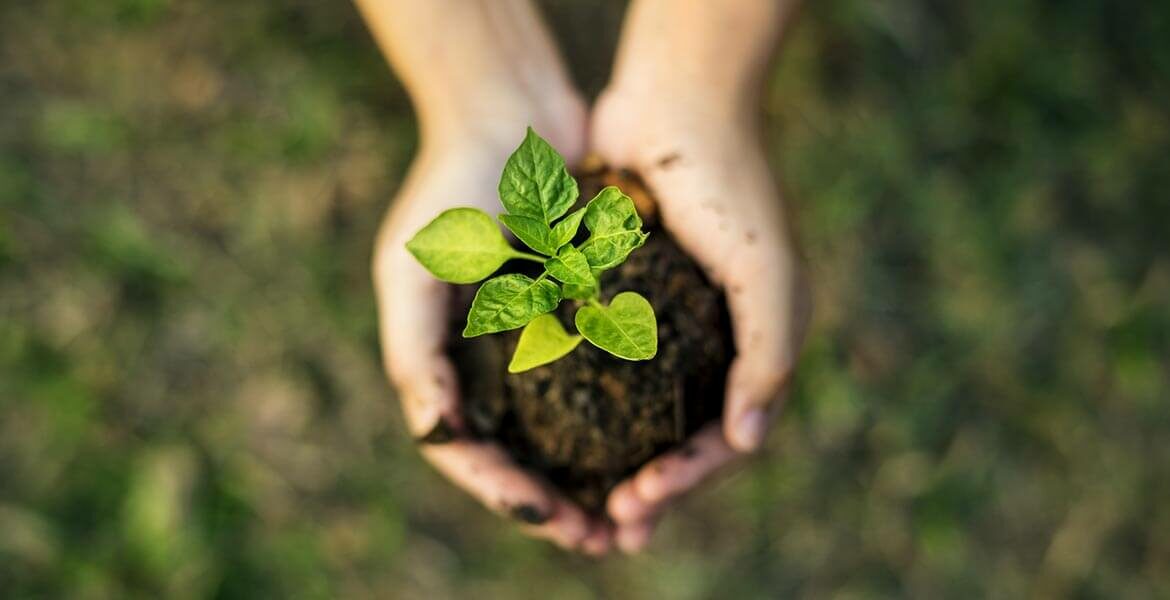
top-left (595, 74), bottom-right (765, 152)
top-left (604, 0), bottom-right (796, 124)
top-left (418, 83), bottom-right (587, 165)
top-left (601, 75), bottom-right (755, 125)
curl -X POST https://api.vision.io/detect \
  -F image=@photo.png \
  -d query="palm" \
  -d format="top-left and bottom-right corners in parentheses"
top-left (589, 89), bottom-right (811, 551)
top-left (372, 124), bottom-right (614, 552)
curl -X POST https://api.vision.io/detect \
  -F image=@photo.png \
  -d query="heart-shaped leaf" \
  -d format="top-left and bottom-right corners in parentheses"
top-left (579, 187), bottom-right (648, 270)
top-left (498, 127), bottom-right (578, 224)
top-left (575, 291), bottom-right (657, 360)
top-left (464, 274), bottom-right (561, 337)
top-left (508, 314), bottom-right (583, 373)
top-left (406, 208), bottom-right (517, 284)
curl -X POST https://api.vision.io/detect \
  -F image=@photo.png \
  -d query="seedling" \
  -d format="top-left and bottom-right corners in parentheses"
top-left (406, 127), bottom-right (657, 373)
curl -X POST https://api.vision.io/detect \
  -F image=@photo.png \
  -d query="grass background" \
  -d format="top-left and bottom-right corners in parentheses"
top-left (2, 0), bottom-right (1169, 597)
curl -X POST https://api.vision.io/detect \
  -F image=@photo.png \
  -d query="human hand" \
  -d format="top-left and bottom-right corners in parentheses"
top-left (371, 103), bottom-right (617, 554)
top-left (589, 83), bottom-right (812, 553)
top-left (360, 0), bottom-right (804, 556)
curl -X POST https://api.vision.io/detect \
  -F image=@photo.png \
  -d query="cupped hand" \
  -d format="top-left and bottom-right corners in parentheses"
top-left (589, 86), bottom-right (813, 553)
top-left (371, 105), bottom-right (614, 554)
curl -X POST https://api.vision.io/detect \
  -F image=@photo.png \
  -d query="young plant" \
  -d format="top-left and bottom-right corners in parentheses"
top-left (406, 127), bottom-right (657, 373)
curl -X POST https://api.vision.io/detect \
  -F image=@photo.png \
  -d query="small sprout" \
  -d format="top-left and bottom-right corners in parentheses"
top-left (405, 127), bottom-right (658, 372)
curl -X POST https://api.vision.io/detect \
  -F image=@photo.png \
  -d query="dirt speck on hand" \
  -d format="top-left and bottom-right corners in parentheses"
top-left (507, 503), bottom-right (550, 525)
top-left (415, 416), bottom-right (458, 445)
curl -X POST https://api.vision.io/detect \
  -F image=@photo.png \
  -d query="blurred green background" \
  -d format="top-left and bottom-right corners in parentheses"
top-left (2, 0), bottom-right (1168, 597)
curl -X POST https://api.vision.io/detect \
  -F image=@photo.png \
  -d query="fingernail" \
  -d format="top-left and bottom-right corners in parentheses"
top-left (734, 408), bottom-right (768, 452)
top-left (508, 503), bottom-right (550, 525)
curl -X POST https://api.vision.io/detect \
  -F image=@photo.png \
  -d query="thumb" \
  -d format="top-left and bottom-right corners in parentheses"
top-left (721, 256), bottom-right (810, 453)
top-left (373, 230), bottom-right (462, 438)
top-left (723, 356), bottom-right (793, 453)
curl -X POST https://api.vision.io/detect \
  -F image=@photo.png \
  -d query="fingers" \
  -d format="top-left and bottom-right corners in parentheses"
top-left (608, 424), bottom-right (738, 523)
top-left (372, 168), bottom-right (475, 437)
top-left (592, 114), bottom-right (811, 455)
top-left (721, 254), bottom-right (811, 452)
top-left (605, 424), bottom-right (739, 552)
top-left (580, 520), bottom-right (615, 557)
top-left (615, 517), bottom-right (658, 554)
top-left (422, 440), bottom-right (600, 550)
top-left (723, 358), bottom-right (787, 453)
top-left (374, 231), bottom-right (609, 552)
top-left (522, 498), bottom-right (590, 551)
top-left (373, 248), bottom-right (457, 437)
top-left (391, 335), bottom-right (610, 553)
top-left (607, 481), bottom-right (651, 524)
top-left (634, 423), bottom-right (739, 505)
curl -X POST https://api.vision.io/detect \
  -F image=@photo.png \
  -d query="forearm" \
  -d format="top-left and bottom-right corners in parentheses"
top-left (608, 0), bottom-right (800, 116)
top-left (354, 0), bottom-right (581, 147)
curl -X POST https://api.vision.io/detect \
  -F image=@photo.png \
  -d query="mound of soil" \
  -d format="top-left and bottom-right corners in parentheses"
top-left (445, 169), bottom-right (734, 513)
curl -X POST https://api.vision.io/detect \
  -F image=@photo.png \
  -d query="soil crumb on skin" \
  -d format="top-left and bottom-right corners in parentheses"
top-left (415, 417), bottom-right (458, 445)
top-left (508, 504), bottom-right (549, 525)
top-left (449, 169), bottom-right (733, 513)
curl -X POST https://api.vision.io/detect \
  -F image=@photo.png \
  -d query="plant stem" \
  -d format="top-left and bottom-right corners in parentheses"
top-left (586, 298), bottom-right (603, 309)
top-left (511, 250), bottom-right (546, 263)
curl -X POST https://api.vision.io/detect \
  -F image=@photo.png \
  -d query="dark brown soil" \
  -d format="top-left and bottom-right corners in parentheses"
top-left (444, 169), bottom-right (734, 513)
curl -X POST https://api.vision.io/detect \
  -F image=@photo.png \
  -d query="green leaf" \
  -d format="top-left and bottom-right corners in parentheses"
top-left (464, 274), bottom-right (562, 337)
top-left (544, 246), bottom-right (594, 287)
top-left (508, 314), bottom-right (583, 373)
top-left (562, 282), bottom-right (598, 300)
top-left (579, 186), bottom-right (648, 270)
top-left (549, 207), bottom-right (586, 249)
top-left (405, 208), bottom-right (517, 284)
top-left (498, 127), bottom-right (578, 224)
top-left (498, 214), bottom-right (557, 256)
top-left (558, 245), bottom-right (602, 299)
top-left (584, 186), bottom-right (642, 234)
top-left (575, 292), bottom-right (657, 360)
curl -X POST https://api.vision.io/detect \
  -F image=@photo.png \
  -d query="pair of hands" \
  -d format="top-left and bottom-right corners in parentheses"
top-left (372, 82), bottom-right (810, 554)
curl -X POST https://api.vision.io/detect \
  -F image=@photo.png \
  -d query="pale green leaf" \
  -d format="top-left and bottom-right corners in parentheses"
top-left (507, 314), bottom-right (583, 373)
top-left (579, 186), bottom-right (648, 270)
top-left (464, 274), bottom-right (562, 337)
top-left (575, 292), bottom-right (657, 360)
top-left (498, 127), bottom-right (578, 224)
top-left (549, 207), bottom-right (586, 250)
top-left (405, 208), bottom-right (517, 284)
top-left (498, 214), bottom-right (557, 256)
top-left (544, 246), bottom-right (594, 287)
